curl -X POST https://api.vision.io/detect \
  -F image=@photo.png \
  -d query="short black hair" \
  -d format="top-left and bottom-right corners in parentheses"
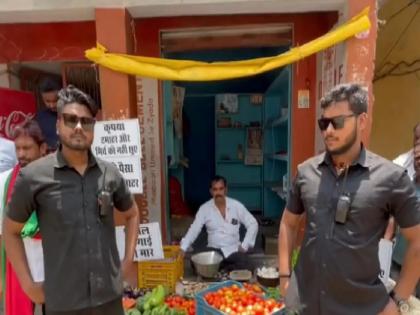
top-left (12, 120), bottom-right (45, 145)
top-left (210, 175), bottom-right (227, 188)
top-left (39, 77), bottom-right (62, 94)
top-left (320, 83), bottom-right (368, 115)
top-left (57, 85), bottom-right (98, 117)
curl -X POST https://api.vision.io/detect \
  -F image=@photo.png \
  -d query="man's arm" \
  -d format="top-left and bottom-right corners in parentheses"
top-left (3, 217), bottom-right (44, 303)
top-left (278, 209), bottom-right (301, 296)
top-left (120, 201), bottom-right (139, 263)
top-left (388, 171), bottom-right (420, 300)
top-left (117, 200), bottom-right (139, 286)
top-left (2, 170), bottom-right (40, 302)
top-left (180, 208), bottom-right (205, 254)
top-left (237, 204), bottom-right (258, 251)
top-left (384, 217), bottom-right (396, 240)
top-left (393, 224), bottom-right (420, 299)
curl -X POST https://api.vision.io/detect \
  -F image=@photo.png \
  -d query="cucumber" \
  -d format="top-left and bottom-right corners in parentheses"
top-left (150, 285), bottom-right (165, 307)
top-left (137, 292), bottom-right (153, 311)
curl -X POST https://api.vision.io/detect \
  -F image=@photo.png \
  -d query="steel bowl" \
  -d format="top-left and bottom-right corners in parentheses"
top-left (256, 274), bottom-right (280, 287)
top-left (191, 251), bottom-right (223, 278)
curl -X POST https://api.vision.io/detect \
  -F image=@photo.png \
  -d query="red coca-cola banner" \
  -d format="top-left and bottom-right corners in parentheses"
top-left (0, 88), bottom-right (36, 139)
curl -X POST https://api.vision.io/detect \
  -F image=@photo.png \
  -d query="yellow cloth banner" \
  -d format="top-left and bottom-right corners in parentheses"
top-left (85, 8), bottom-right (371, 81)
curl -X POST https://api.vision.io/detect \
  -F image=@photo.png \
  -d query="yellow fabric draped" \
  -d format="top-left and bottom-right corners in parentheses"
top-left (85, 8), bottom-right (371, 81)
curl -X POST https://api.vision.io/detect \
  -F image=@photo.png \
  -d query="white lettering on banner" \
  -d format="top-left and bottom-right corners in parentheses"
top-left (0, 110), bottom-right (34, 138)
top-left (92, 119), bottom-right (143, 194)
top-left (115, 223), bottom-right (164, 261)
top-left (136, 77), bottom-right (162, 225)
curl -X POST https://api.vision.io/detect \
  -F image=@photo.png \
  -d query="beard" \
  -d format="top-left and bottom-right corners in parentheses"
top-left (325, 123), bottom-right (358, 156)
top-left (19, 159), bottom-right (30, 167)
top-left (60, 134), bottom-right (90, 151)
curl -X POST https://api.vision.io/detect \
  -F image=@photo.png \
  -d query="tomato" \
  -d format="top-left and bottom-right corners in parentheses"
top-left (203, 284), bottom-right (284, 315)
top-left (164, 295), bottom-right (195, 314)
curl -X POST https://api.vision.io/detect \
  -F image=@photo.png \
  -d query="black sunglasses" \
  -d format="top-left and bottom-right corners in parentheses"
top-left (61, 113), bottom-right (95, 131)
top-left (318, 114), bottom-right (356, 131)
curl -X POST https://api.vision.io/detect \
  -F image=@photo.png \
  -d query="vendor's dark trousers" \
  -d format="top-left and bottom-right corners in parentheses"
top-left (45, 298), bottom-right (123, 315)
top-left (194, 247), bottom-right (253, 272)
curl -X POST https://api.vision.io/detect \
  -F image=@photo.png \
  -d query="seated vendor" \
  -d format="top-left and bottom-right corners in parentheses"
top-left (180, 175), bottom-right (258, 271)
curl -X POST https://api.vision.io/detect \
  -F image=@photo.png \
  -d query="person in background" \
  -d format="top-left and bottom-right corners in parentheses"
top-left (3, 85), bottom-right (139, 315)
top-left (392, 124), bottom-right (420, 297)
top-left (180, 175), bottom-right (258, 271)
top-left (0, 120), bottom-right (47, 315)
top-left (278, 83), bottom-right (420, 315)
top-left (35, 77), bottom-right (62, 152)
top-left (393, 123), bottom-right (420, 180)
top-left (0, 136), bottom-right (17, 173)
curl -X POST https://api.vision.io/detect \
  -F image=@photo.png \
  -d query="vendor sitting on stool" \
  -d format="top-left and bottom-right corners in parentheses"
top-left (180, 175), bottom-right (258, 272)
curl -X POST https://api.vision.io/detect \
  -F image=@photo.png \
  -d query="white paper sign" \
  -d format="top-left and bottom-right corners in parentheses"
top-left (92, 119), bottom-right (143, 193)
top-left (23, 238), bottom-right (44, 283)
top-left (102, 156), bottom-right (142, 193)
top-left (115, 223), bottom-right (164, 262)
top-left (378, 238), bottom-right (393, 284)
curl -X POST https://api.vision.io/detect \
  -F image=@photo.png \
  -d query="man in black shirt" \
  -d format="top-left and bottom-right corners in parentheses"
top-left (3, 85), bottom-right (139, 315)
top-left (278, 83), bottom-right (420, 315)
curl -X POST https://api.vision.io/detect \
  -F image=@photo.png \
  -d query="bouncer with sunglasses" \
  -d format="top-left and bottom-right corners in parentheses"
top-left (278, 83), bottom-right (420, 315)
top-left (3, 85), bottom-right (140, 315)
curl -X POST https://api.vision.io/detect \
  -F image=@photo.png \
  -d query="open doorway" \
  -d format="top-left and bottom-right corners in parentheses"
top-left (9, 61), bottom-right (101, 112)
top-left (161, 25), bottom-right (292, 255)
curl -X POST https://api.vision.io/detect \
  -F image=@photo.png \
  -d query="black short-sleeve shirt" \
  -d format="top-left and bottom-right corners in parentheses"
top-left (286, 148), bottom-right (420, 315)
top-left (6, 150), bottom-right (133, 312)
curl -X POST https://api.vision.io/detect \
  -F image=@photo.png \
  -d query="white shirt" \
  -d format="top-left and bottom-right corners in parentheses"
top-left (0, 137), bottom-right (17, 173)
top-left (0, 168), bottom-right (13, 234)
top-left (180, 197), bottom-right (258, 258)
top-left (393, 149), bottom-right (414, 180)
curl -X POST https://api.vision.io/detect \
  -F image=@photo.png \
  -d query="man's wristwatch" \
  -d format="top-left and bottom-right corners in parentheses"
top-left (390, 290), bottom-right (410, 313)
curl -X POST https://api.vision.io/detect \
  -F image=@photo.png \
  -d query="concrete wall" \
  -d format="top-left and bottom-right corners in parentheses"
top-left (371, 0), bottom-right (420, 159)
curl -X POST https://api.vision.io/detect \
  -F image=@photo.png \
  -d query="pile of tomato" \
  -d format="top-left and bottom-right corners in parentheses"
top-left (203, 284), bottom-right (284, 315)
top-left (243, 283), bottom-right (264, 296)
top-left (165, 295), bottom-right (195, 315)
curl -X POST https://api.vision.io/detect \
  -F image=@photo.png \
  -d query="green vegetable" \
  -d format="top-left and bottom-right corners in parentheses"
top-left (265, 287), bottom-right (281, 300)
top-left (158, 304), bottom-right (169, 315)
top-left (143, 310), bottom-right (151, 315)
top-left (137, 292), bottom-right (153, 311)
top-left (127, 309), bottom-right (141, 315)
top-left (151, 307), bottom-right (160, 315)
top-left (144, 288), bottom-right (157, 311)
top-left (291, 247), bottom-right (300, 269)
top-left (149, 285), bottom-right (165, 307)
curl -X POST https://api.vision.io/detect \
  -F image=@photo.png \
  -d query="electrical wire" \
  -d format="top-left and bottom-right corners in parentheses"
top-left (384, 0), bottom-right (416, 24)
top-left (376, 6), bottom-right (420, 73)
top-left (374, 59), bottom-right (420, 82)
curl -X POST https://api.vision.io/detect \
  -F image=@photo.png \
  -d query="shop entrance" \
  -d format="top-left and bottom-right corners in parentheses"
top-left (161, 25), bottom-right (292, 254)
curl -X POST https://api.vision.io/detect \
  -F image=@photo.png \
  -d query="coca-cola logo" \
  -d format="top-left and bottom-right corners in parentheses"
top-left (0, 110), bottom-right (34, 138)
